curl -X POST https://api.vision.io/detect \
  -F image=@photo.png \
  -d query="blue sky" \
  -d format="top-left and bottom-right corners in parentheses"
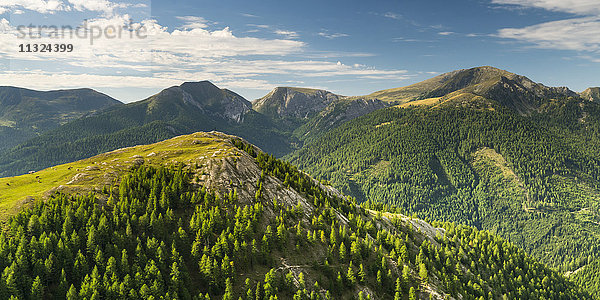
top-left (0, 0), bottom-right (599, 102)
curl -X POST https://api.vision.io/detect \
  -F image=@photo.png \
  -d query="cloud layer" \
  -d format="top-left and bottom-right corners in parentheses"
top-left (492, 0), bottom-right (600, 16)
top-left (0, 3), bottom-right (410, 99)
top-left (494, 0), bottom-right (600, 60)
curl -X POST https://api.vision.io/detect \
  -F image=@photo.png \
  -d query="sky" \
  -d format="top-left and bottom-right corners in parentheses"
top-left (0, 0), bottom-right (599, 102)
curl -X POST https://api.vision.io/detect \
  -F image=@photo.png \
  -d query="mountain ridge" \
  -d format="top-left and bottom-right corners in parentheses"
top-left (0, 81), bottom-right (292, 177)
top-left (360, 66), bottom-right (579, 115)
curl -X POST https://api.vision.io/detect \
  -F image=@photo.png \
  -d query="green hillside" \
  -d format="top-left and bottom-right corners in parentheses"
top-left (0, 132), bottom-right (586, 299)
top-left (288, 101), bottom-right (600, 278)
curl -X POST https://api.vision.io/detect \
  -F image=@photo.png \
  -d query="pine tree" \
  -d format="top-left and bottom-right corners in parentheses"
top-left (30, 276), bottom-right (43, 300)
top-left (339, 242), bottom-right (346, 261)
top-left (347, 262), bottom-right (357, 285)
top-left (223, 278), bottom-right (234, 300)
top-left (419, 263), bottom-right (428, 284)
top-left (66, 284), bottom-right (78, 300)
top-left (358, 264), bottom-right (366, 283)
top-left (409, 287), bottom-right (417, 300)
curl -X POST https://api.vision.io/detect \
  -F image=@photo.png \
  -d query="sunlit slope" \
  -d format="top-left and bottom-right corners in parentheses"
top-left (0, 131), bottom-right (239, 220)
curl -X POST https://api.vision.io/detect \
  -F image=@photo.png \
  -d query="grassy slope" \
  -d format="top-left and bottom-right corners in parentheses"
top-left (0, 132), bottom-right (237, 221)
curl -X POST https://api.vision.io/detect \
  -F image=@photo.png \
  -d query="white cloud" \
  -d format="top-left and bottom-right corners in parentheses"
top-left (274, 29), bottom-right (298, 39)
top-left (494, 0), bottom-right (600, 60)
top-left (438, 31), bottom-right (454, 36)
top-left (67, 0), bottom-right (118, 14)
top-left (383, 12), bottom-right (402, 20)
top-left (247, 24), bottom-right (270, 29)
top-left (0, 0), bottom-right (65, 14)
top-left (176, 16), bottom-right (209, 30)
top-left (0, 0), bottom-right (134, 14)
top-left (0, 13), bottom-right (413, 96)
top-left (318, 32), bottom-right (349, 39)
top-left (492, 0), bottom-right (600, 15)
top-left (0, 70), bottom-right (181, 89)
top-left (497, 17), bottom-right (600, 51)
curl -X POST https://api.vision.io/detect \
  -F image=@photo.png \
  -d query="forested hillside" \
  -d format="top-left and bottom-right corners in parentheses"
top-left (0, 132), bottom-right (585, 299)
top-left (288, 100), bottom-right (600, 280)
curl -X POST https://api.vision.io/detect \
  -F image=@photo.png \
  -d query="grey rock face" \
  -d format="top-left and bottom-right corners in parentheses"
top-left (581, 87), bottom-right (600, 102)
top-left (253, 87), bottom-right (341, 118)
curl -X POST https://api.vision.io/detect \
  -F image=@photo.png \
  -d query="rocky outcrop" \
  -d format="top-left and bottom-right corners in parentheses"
top-left (581, 87), bottom-right (600, 102)
top-left (253, 87), bottom-right (341, 119)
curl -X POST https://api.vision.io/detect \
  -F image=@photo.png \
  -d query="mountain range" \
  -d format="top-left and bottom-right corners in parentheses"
top-left (1, 66), bottom-right (600, 297)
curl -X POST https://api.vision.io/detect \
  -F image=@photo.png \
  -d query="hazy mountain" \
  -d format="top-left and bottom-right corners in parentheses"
top-left (0, 131), bottom-right (586, 299)
top-left (253, 87), bottom-right (341, 119)
top-left (0, 86), bottom-right (121, 149)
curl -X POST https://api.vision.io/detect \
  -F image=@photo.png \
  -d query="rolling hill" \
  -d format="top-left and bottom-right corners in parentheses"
top-left (0, 87), bottom-right (121, 150)
top-left (0, 131), bottom-right (587, 299)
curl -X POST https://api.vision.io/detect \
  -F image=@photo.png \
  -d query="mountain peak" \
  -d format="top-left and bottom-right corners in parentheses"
top-left (581, 87), bottom-right (600, 102)
top-left (179, 80), bottom-right (221, 92)
top-left (253, 86), bottom-right (341, 118)
top-left (364, 66), bottom-right (577, 114)
top-left (147, 81), bottom-right (251, 123)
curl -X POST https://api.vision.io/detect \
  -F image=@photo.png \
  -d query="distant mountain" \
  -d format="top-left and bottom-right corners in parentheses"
top-left (0, 86), bottom-right (121, 149)
top-left (0, 81), bottom-right (292, 177)
top-left (362, 66), bottom-right (578, 115)
top-left (0, 131), bottom-right (586, 299)
top-left (253, 87), bottom-right (341, 119)
top-left (582, 87), bottom-right (600, 102)
top-left (177, 81), bottom-right (252, 122)
top-left (253, 87), bottom-right (393, 146)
